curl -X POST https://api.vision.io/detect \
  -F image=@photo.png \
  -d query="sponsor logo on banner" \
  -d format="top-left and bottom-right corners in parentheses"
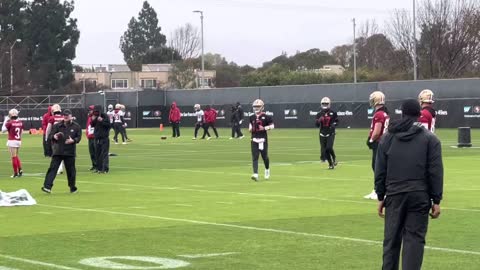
top-left (464, 105), bottom-right (480, 118)
top-left (395, 109), bottom-right (402, 115)
top-left (0, 189), bottom-right (37, 207)
top-left (310, 110), bottom-right (352, 116)
top-left (216, 109), bottom-right (226, 120)
top-left (247, 111), bottom-right (274, 117)
top-left (124, 111), bottom-right (132, 121)
top-left (284, 109), bottom-right (298, 120)
top-left (142, 110), bottom-right (162, 120)
top-left (181, 112), bottom-right (197, 117)
top-left (436, 110), bottom-right (448, 116)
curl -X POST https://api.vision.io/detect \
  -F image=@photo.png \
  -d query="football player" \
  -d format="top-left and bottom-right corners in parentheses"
top-left (315, 97), bottom-right (338, 169)
top-left (365, 91), bottom-right (390, 200)
top-left (113, 104), bottom-right (127, 144)
top-left (193, 104), bottom-right (209, 140)
top-left (2, 109), bottom-right (24, 178)
top-left (119, 104), bottom-right (132, 142)
top-left (202, 105), bottom-right (219, 139)
top-left (418, 89), bottom-right (436, 133)
top-left (249, 99), bottom-right (274, 181)
top-left (45, 104), bottom-right (65, 175)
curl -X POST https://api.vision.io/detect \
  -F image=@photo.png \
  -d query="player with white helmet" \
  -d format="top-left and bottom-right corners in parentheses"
top-left (2, 109), bottom-right (24, 177)
top-left (249, 99), bottom-right (274, 181)
top-left (315, 97), bottom-right (338, 169)
top-left (112, 104), bottom-right (128, 144)
top-left (418, 89), bottom-right (436, 133)
top-left (193, 104), bottom-right (209, 140)
top-left (45, 104), bottom-right (65, 175)
top-left (365, 91), bottom-right (390, 200)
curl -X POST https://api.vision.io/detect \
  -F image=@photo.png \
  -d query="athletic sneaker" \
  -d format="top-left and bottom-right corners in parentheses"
top-left (115, 142), bottom-right (119, 145)
top-left (122, 142), bottom-right (127, 145)
top-left (11, 174), bottom-right (19, 178)
top-left (41, 187), bottom-right (51, 194)
top-left (192, 137), bottom-right (197, 140)
top-left (207, 137), bottom-right (212, 140)
top-left (239, 136), bottom-right (245, 139)
top-left (89, 167), bottom-right (95, 171)
top-left (328, 166), bottom-right (335, 170)
top-left (229, 137), bottom-right (234, 140)
top-left (70, 187), bottom-right (78, 194)
top-left (127, 138), bottom-right (132, 142)
top-left (333, 160), bottom-right (338, 166)
top-left (363, 190), bottom-right (377, 200)
top-left (264, 169), bottom-right (270, 180)
top-left (251, 174), bottom-right (259, 182)
top-left (18, 169), bottom-right (23, 177)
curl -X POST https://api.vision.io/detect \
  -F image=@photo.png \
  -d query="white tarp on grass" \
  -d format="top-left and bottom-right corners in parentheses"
top-left (0, 189), bottom-right (37, 207)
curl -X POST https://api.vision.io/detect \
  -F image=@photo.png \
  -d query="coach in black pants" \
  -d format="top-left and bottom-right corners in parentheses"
top-left (92, 105), bottom-right (111, 173)
top-left (42, 110), bottom-right (81, 193)
top-left (375, 99), bottom-right (443, 270)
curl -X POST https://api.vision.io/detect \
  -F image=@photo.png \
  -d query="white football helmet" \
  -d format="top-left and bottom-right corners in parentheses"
top-left (9, 109), bottom-right (19, 118)
top-left (252, 99), bottom-right (264, 114)
top-left (108, 104), bottom-right (113, 111)
top-left (51, 104), bottom-right (61, 114)
top-left (369, 91), bottom-right (385, 108)
top-left (321, 97), bottom-right (331, 109)
top-left (194, 104), bottom-right (201, 111)
top-left (115, 104), bottom-right (121, 109)
top-left (418, 89), bottom-right (434, 104)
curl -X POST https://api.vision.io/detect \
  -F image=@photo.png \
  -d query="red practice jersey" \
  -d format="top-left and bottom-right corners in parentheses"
top-left (369, 108), bottom-right (390, 142)
top-left (6, 120), bottom-right (24, 141)
top-left (419, 107), bottom-right (436, 133)
top-left (49, 114), bottom-right (64, 125)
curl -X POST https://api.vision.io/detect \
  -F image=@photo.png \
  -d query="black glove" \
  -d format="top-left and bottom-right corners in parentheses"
top-left (366, 138), bottom-right (375, 149)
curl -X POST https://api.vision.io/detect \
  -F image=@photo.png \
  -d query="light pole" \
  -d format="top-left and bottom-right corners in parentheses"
top-left (81, 74), bottom-right (86, 94)
top-left (413, 0), bottom-right (417, 81)
top-left (352, 18), bottom-right (357, 84)
top-left (193, 10), bottom-right (205, 88)
top-left (10, 39), bottom-right (21, 96)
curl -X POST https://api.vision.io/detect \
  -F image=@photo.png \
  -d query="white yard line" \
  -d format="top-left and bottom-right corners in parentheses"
top-left (37, 204), bottom-right (480, 256)
top-left (0, 254), bottom-right (83, 270)
top-left (177, 252), bottom-right (239, 259)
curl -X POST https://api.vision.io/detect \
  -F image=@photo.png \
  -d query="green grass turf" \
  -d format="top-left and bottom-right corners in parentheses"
top-left (0, 128), bottom-right (479, 269)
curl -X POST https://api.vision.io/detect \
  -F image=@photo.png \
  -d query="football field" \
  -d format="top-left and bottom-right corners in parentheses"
top-left (1, 128), bottom-right (479, 269)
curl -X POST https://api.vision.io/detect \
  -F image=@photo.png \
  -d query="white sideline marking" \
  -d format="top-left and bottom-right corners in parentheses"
top-left (172, 204), bottom-right (193, 207)
top-left (216, 202), bottom-right (234, 205)
top-left (128, 206), bottom-right (147, 209)
top-left (258, 199), bottom-right (277, 202)
top-left (177, 252), bottom-right (239, 259)
top-left (190, 185), bottom-right (204, 188)
top-left (32, 177), bottom-right (480, 213)
top-left (36, 211), bottom-right (53, 215)
top-left (0, 254), bottom-right (83, 270)
top-left (37, 204), bottom-right (480, 256)
top-left (0, 267), bottom-right (19, 270)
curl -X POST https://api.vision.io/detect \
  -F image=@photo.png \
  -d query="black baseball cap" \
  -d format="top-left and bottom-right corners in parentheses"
top-left (62, 109), bottom-right (72, 116)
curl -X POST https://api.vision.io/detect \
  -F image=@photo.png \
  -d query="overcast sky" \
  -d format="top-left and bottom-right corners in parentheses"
top-left (72, 0), bottom-right (413, 67)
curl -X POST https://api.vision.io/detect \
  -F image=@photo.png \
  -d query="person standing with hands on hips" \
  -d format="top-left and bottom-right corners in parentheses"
top-left (375, 99), bottom-right (443, 270)
top-left (41, 109), bottom-right (82, 194)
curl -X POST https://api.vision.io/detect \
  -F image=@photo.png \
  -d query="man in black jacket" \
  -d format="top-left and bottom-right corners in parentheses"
top-left (375, 99), bottom-right (443, 270)
top-left (230, 104), bottom-right (244, 139)
top-left (42, 109), bottom-right (82, 193)
top-left (91, 105), bottom-right (111, 173)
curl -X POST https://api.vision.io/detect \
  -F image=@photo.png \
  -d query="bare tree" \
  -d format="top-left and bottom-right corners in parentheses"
top-left (387, 9), bottom-right (415, 67)
top-left (331, 45), bottom-right (352, 68)
top-left (169, 23), bottom-right (201, 60)
top-left (359, 19), bottom-right (380, 39)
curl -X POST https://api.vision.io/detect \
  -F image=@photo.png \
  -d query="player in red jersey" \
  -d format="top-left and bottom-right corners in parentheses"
top-left (45, 104), bottom-right (65, 174)
top-left (365, 91), bottom-right (390, 200)
top-left (418, 89), bottom-right (436, 133)
top-left (2, 109), bottom-right (24, 178)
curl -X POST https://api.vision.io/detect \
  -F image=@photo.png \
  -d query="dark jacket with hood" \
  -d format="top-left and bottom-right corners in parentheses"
top-left (374, 117), bottom-right (443, 204)
top-left (91, 105), bottom-right (111, 139)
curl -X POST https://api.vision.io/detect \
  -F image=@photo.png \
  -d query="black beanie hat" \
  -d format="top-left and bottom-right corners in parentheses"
top-left (401, 99), bottom-right (421, 117)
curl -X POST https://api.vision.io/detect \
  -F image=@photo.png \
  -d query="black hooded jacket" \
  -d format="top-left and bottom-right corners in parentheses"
top-left (91, 105), bottom-right (111, 139)
top-left (374, 117), bottom-right (443, 204)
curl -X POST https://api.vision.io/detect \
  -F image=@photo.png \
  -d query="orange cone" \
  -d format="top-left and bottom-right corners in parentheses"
top-left (160, 124), bottom-right (164, 131)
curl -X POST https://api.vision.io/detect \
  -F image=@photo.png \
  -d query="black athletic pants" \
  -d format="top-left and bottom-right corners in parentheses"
top-left (251, 141), bottom-right (269, 174)
top-left (232, 122), bottom-right (243, 138)
top-left (43, 155), bottom-right (76, 191)
top-left (95, 137), bottom-right (110, 172)
top-left (43, 135), bottom-right (52, 157)
top-left (202, 123), bottom-right (218, 138)
top-left (171, 122), bottom-right (180, 137)
top-left (113, 123), bottom-right (126, 143)
top-left (88, 138), bottom-right (96, 168)
top-left (382, 191), bottom-right (430, 270)
top-left (371, 141), bottom-right (379, 172)
top-left (194, 123), bottom-right (207, 138)
top-left (320, 134), bottom-right (336, 166)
